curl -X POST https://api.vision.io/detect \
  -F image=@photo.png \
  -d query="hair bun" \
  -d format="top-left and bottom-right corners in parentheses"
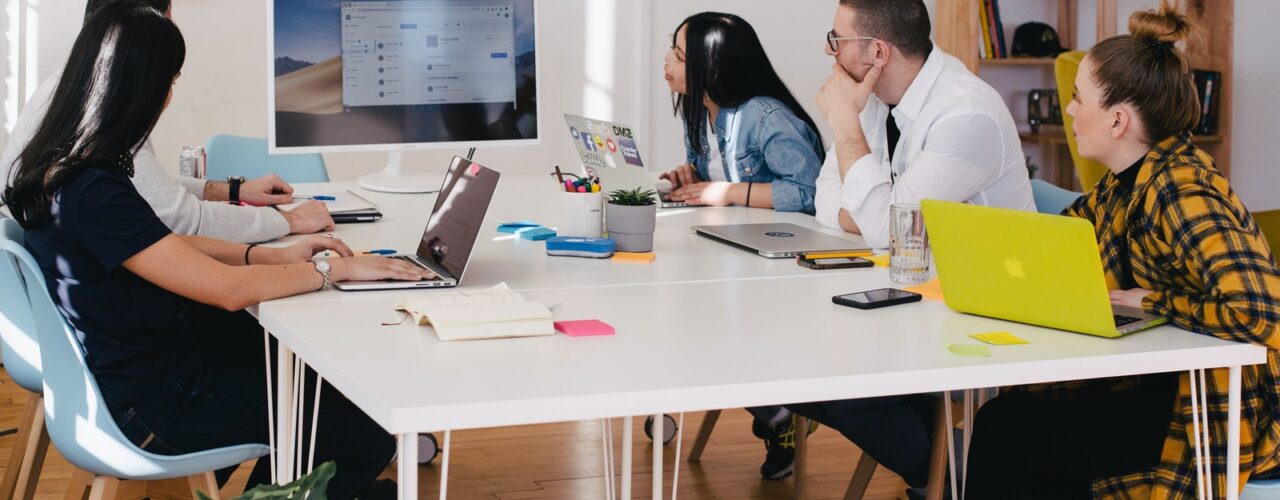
top-left (1129, 0), bottom-right (1192, 44)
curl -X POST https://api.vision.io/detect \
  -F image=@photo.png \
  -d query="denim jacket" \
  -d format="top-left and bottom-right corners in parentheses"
top-left (684, 96), bottom-right (825, 214)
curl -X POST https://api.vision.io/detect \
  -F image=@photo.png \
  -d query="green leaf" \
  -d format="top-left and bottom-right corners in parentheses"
top-left (203, 461), bottom-right (336, 500)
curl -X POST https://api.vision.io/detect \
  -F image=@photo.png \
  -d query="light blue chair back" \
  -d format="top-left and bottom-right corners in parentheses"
top-left (3, 236), bottom-right (270, 479)
top-left (1243, 477), bottom-right (1280, 499)
top-left (205, 134), bottom-right (329, 184)
top-left (1031, 179), bottom-right (1082, 216)
top-left (0, 218), bottom-right (42, 394)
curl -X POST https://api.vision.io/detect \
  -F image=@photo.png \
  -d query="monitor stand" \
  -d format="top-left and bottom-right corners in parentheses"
top-left (358, 151), bottom-right (440, 194)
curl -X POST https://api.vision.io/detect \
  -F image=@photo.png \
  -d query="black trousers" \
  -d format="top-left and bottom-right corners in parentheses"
top-left (108, 308), bottom-right (396, 500)
top-left (788, 394), bottom-right (938, 488)
top-left (964, 373), bottom-right (1179, 499)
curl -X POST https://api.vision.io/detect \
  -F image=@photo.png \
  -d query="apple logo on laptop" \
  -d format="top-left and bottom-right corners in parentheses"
top-left (1004, 259), bottom-right (1027, 279)
top-left (765, 231), bottom-right (795, 238)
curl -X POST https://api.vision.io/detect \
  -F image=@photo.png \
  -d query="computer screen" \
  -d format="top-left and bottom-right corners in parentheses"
top-left (269, 0), bottom-right (539, 153)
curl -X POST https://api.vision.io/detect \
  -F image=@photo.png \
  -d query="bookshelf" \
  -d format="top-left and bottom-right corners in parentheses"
top-left (936, 0), bottom-right (1234, 189)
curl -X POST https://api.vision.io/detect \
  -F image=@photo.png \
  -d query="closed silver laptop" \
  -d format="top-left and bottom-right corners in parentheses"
top-left (692, 223), bottom-right (871, 259)
top-left (336, 156), bottom-right (499, 291)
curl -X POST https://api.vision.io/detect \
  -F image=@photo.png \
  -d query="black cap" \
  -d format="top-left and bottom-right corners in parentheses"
top-left (1012, 22), bottom-right (1068, 58)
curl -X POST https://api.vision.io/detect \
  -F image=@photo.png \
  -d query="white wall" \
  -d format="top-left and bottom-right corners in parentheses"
top-left (1, 0), bottom-right (648, 180)
top-left (1230, 1), bottom-right (1280, 211)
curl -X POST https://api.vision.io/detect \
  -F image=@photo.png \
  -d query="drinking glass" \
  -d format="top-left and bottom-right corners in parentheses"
top-left (890, 203), bottom-right (931, 284)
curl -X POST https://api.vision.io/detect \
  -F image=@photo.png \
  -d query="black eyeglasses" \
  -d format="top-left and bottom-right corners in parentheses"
top-left (827, 30), bottom-right (877, 52)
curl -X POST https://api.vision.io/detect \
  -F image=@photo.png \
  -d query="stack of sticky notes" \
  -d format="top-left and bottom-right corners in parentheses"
top-left (612, 252), bottom-right (656, 264)
top-left (497, 221), bottom-right (541, 234)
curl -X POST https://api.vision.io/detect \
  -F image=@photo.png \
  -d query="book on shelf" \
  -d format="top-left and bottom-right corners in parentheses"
top-left (978, 0), bottom-right (1009, 59)
top-left (979, 0), bottom-right (991, 59)
top-left (991, 0), bottom-right (1008, 57)
top-left (1192, 69), bottom-right (1222, 135)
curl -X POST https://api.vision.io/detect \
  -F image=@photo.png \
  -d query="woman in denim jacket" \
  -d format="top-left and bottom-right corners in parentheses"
top-left (660, 12), bottom-right (825, 214)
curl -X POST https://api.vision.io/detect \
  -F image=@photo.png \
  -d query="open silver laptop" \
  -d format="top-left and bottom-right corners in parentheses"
top-left (335, 156), bottom-right (499, 291)
top-left (562, 114), bottom-right (687, 208)
top-left (692, 223), bottom-right (871, 259)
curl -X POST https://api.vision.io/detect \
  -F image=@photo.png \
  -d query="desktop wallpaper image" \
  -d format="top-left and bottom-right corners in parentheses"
top-left (273, 0), bottom-right (538, 148)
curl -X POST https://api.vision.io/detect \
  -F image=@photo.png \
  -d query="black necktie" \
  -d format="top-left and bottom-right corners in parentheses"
top-left (886, 105), bottom-right (901, 164)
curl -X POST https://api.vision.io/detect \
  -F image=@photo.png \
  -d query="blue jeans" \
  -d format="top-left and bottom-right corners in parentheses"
top-left (108, 309), bottom-right (395, 500)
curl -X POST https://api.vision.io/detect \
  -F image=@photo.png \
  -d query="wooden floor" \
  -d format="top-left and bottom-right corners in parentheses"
top-left (0, 369), bottom-right (911, 499)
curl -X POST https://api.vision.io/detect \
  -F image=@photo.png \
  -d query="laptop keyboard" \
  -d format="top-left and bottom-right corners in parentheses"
top-left (1114, 315), bottom-right (1142, 327)
top-left (390, 256), bottom-right (444, 281)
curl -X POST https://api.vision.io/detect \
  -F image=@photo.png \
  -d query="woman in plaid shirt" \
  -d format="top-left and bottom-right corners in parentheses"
top-left (964, 1), bottom-right (1280, 498)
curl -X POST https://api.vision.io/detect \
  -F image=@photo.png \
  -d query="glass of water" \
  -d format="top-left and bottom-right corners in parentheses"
top-left (890, 203), bottom-right (931, 285)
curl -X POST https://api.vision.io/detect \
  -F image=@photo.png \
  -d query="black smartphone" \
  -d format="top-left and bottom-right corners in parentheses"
top-left (832, 288), bottom-right (923, 310)
top-left (797, 256), bottom-right (874, 270)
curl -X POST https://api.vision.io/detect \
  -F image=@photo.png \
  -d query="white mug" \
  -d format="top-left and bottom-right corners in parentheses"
top-left (558, 191), bottom-right (604, 238)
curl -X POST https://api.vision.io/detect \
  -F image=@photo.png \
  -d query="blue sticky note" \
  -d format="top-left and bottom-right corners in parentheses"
top-left (519, 227), bottom-right (557, 241)
top-left (498, 221), bottom-right (542, 234)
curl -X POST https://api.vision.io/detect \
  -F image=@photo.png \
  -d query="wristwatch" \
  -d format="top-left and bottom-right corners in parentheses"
top-left (313, 259), bottom-right (332, 291)
top-left (228, 176), bottom-right (246, 204)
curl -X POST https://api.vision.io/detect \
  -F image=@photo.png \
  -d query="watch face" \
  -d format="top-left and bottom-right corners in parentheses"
top-left (315, 260), bottom-right (331, 272)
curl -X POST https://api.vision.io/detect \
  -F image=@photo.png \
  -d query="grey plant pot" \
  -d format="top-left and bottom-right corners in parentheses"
top-left (605, 202), bottom-right (658, 253)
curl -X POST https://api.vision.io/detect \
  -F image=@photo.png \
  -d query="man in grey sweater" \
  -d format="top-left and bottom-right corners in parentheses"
top-left (1, 71), bottom-right (334, 243)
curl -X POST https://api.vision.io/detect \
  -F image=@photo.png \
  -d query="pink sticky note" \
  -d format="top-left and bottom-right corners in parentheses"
top-left (469, 164), bottom-right (481, 176)
top-left (554, 320), bottom-right (615, 337)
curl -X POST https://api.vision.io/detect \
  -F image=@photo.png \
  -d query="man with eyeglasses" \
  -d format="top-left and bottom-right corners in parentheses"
top-left (795, 1), bottom-right (1035, 497)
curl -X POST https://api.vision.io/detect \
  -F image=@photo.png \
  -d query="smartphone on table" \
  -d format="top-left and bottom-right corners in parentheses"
top-left (797, 256), bottom-right (874, 270)
top-left (832, 288), bottom-right (923, 310)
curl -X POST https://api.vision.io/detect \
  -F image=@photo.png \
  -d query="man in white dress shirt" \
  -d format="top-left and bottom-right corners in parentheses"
top-left (775, 1), bottom-right (1035, 497)
top-left (814, 0), bottom-right (1035, 248)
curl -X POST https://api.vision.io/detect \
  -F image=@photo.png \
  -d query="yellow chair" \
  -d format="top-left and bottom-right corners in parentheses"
top-left (1256, 210), bottom-right (1280, 262)
top-left (1055, 51), bottom-right (1110, 191)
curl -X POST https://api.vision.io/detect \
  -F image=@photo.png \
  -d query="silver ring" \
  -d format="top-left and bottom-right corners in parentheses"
top-left (325, 233), bottom-right (334, 239)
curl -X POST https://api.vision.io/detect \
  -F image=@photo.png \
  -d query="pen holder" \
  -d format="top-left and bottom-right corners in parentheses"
top-left (557, 191), bottom-right (604, 238)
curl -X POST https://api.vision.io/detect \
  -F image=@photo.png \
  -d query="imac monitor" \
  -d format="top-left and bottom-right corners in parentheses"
top-left (269, 0), bottom-right (539, 192)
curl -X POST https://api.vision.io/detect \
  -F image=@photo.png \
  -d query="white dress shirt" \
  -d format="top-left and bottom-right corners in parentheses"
top-left (815, 45), bottom-right (1036, 248)
top-left (0, 75), bottom-right (289, 243)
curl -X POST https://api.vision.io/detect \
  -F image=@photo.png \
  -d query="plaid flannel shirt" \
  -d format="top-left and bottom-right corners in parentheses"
top-left (1016, 133), bottom-right (1280, 499)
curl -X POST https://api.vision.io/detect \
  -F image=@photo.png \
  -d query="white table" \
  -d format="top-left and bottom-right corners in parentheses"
top-left (257, 177), bottom-right (1265, 500)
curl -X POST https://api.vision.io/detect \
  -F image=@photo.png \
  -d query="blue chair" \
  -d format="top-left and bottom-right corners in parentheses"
top-left (1244, 477), bottom-right (1280, 499)
top-left (0, 218), bottom-right (48, 500)
top-left (0, 226), bottom-right (270, 499)
top-left (205, 134), bottom-right (329, 184)
top-left (1031, 179), bottom-right (1082, 215)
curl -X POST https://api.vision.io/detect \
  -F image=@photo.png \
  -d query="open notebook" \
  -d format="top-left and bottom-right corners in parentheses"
top-left (395, 284), bottom-right (554, 341)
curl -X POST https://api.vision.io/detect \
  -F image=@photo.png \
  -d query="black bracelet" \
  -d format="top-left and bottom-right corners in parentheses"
top-left (745, 183), bottom-right (753, 207)
top-left (245, 244), bottom-right (258, 265)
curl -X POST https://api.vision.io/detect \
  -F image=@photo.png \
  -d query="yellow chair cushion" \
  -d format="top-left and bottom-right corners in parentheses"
top-left (1055, 51), bottom-right (1111, 192)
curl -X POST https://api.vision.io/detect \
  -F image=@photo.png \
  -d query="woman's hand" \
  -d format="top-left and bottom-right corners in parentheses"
top-left (329, 256), bottom-right (437, 282)
top-left (1109, 288), bottom-right (1154, 309)
top-left (257, 235), bottom-right (353, 265)
top-left (669, 181), bottom-right (737, 206)
top-left (659, 164), bottom-right (701, 190)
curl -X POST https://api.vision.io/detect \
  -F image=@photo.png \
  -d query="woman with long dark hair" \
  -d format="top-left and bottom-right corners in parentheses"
top-left (1, 2), bottom-right (430, 497)
top-left (660, 12), bottom-right (824, 214)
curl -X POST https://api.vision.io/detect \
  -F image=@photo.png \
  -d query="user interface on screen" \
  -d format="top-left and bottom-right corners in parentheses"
top-left (272, 0), bottom-right (538, 149)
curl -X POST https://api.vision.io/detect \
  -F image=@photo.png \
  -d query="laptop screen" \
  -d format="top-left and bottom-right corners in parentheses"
top-left (563, 114), bottom-right (646, 176)
top-left (416, 157), bottom-right (500, 280)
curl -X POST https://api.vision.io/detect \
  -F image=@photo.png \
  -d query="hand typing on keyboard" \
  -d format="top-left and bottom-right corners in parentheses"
top-left (1109, 288), bottom-right (1154, 309)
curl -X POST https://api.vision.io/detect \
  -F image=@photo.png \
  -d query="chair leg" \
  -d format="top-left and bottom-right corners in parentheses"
top-left (795, 415), bottom-right (809, 500)
top-left (685, 410), bottom-right (720, 463)
top-left (925, 398), bottom-right (951, 500)
top-left (0, 393), bottom-right (43, 500)
top-left (62, 469), bottom-right (93, 500)
top-left (19, 422), bottom-right (49, 500)
top-left (844, 453), bottom-right (878, 500)
top-left (188, 472), bottom-right (220, 500)
top-left (86, 476), bottom-right (119, 500)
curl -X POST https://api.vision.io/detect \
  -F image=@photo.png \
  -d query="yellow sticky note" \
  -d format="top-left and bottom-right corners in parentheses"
top-left (947, 343), bottom-right (991, 357)
top-left (612, 252), bottom-right (656, 264)
top-left (867, 254), bottom-right (890, 267)
top-left (905, 278), bottom-right (944, 301)
top-left (970, 331), bottom-right (1029, 346)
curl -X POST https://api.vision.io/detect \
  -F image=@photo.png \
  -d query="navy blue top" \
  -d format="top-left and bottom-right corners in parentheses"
top-left (24, 165), bottom-right (197, 408)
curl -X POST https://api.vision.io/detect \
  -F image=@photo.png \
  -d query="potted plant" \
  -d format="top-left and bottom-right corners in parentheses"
top-left (605, 187), bottom-right (658, 252)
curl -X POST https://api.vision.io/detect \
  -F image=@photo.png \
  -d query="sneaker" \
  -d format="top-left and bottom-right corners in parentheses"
top-left (758, 414), bottom-right (819, 480)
